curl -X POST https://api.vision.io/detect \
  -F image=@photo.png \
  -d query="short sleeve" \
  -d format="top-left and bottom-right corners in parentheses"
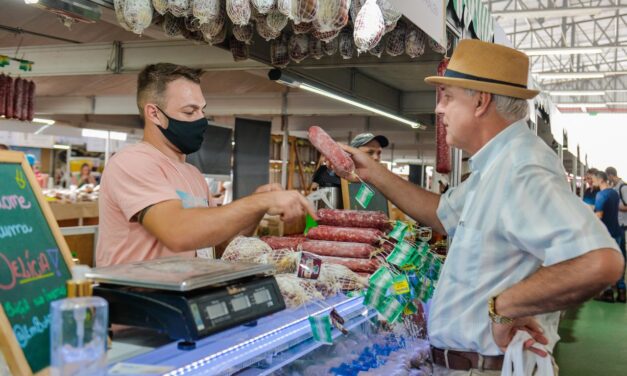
top-left (104, 154), bottom-right (180, 222)
top-left (502, 163), bottom-right (620, 267)
top-left (594, 191), bottom-right (607, 213)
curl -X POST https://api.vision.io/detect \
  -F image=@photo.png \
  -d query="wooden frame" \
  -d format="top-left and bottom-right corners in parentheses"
top-left (0, 150), bottom-right (75, 376)
top-left (340, 178), bottom-right (393, 216)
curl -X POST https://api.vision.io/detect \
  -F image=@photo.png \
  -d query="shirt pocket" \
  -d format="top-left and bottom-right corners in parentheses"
top-left (448, 224), bottom-right (483, 286)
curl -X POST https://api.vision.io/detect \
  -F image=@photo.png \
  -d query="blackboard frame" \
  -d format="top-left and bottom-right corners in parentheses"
top-left (340, 178), bottom-right (392, 216)
top-left (0, 150), bottom-right (75, 376)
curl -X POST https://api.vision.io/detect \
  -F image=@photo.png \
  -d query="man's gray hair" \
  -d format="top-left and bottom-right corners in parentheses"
top-left (464, 89), bottom-right (529, 122)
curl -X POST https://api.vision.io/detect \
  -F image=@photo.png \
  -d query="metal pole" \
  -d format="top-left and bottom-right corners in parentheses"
top-left (280, 92), bottom-right (289, 189)
top-left (451, 147), bottom-right (463, 188)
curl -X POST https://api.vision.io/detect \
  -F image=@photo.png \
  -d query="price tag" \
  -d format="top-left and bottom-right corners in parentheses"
top-left (388, 221), bottom-right (408, 241)
top-left (392, 275), bottom-right (410, 295)
top-left (355, 183), bottom-right (375, 208)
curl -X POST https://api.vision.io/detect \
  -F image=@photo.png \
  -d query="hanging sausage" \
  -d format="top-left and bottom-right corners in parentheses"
top-left (27, 80), bottom-right (36, 122)
top-left (435, 58), bottom-right (451, 174)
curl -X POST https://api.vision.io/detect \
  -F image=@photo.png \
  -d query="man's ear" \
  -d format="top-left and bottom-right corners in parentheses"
top-left (475, 92), bottom-right (492, 117)
top-left (145, 104), bottom-right (165, 128)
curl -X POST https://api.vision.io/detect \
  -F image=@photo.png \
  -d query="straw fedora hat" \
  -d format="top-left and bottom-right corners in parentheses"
top-left (425, 39), bottom-right (539, 99)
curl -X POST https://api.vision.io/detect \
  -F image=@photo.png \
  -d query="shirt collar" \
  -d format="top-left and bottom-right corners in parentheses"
top-left (468, 120), bottom-right (528, 173)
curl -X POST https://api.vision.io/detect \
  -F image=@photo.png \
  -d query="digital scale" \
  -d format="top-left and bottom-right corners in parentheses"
top-left (87, 257), bottom-right (285, 349)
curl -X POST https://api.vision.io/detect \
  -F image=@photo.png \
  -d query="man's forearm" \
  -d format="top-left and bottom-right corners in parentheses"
top-left (496, 248), bottom-right (623, 318)
top-left (367, 165), bottom-right (445, 233)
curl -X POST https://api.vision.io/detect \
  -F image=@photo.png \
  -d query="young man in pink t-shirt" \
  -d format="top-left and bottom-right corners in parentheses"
top-left (96, 64), bottom-right (314, 266)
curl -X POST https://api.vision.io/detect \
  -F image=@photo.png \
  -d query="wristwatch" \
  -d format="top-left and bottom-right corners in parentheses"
top-left (488, 295), bottom-right (514, 324)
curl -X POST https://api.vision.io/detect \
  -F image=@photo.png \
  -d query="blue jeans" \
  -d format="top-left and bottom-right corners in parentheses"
top-left (615, 230), bottom-right (626, 290)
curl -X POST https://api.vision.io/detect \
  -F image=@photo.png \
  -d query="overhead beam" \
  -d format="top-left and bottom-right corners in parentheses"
top-left (492, 6), bottom-right (621, 19)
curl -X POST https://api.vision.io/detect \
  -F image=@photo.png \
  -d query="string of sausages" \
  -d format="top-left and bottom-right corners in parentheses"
top-left (0, 74), bottom-right (36, 121)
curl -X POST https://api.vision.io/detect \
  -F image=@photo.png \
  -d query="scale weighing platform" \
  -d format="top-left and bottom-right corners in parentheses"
top-left (87, 257), bottom-right (285, 349)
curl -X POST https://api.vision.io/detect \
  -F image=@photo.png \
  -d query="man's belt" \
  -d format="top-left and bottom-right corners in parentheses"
top-left (431, 346), bottom-right (504, 371)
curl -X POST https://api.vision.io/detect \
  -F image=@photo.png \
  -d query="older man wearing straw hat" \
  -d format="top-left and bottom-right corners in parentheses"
top-left (341, 40), bottom-right (623, 374)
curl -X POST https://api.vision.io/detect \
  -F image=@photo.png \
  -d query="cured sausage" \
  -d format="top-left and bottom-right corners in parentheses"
top-left (435, 57), bottom-right (451, 174)
top-left (301, 240), bottom-right (376, 258)
top-left (318, 255), bottom-right (379, 273)
top-left (13, 77), bottom-right (25, 120)
top-left (308, 126), bottom-right (355, 179)
top-left (0, 74), bottom-right (6, 117)
top-left (306, 225), bottom-right (383, 245)
top-left (19, 79), bottom-right (30, 121)
top-left (4, 75), bottom-right (13, 119)
top-left (26, 80), bottom-right (35, 122)
top-left (316, 209), bottom-right (391, 231)
top-left (261, 236), bottom-right (305, 250)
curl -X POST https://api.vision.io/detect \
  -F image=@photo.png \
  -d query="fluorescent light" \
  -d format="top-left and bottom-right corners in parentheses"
top-left (549, 91), bottom-right (605, 96)
top-left (535, 72), bottom-right (605, 80)
top-left (82, 128), bottom-right (128, 141)
top-left (269, 69), bottom-right (424, 130)
top-left (32, 118), bottom-right (56, 125)
top-left (53, 144), bottom-right (70, 150)
top-left (524, 47), bottom-right (603, 56)
top-left (556, 103), bottom-right (607, 108)
top-left (109, 131), bottom-right (128, 141)
top-left (607, 102), bottom-right (627, 106)
top-left (34, 124), bottom-right (52, 135)
top-left (24, 0), bottom-right (39, 4)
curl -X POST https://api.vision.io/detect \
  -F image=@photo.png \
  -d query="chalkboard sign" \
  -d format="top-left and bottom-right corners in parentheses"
top-left (0, 151), bottom-right (74, 376)
top-left (341, 179), bottom-right (391, 216)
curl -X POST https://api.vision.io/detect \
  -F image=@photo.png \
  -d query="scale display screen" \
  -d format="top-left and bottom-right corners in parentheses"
top-left (206, 302), bottom-right (229, 320)
top-left (254, 289), bottom-right (272, 304)
top-left (231, 295), bottom-right (251, 312)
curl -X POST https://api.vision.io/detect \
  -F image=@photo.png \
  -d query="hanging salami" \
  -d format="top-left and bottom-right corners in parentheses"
top-left (435, 57), bottom-right (451, 174)
top-left (19, 79), bottom-right (30, 121)
top-left (12, 77), bottom-right (24, 120)
top-left (0, 74), bottom-right (6, 117)
top-left (27, 80), bottom-right (36, 122)
top-left (353, 0), bottom-right (384, 53)
top-left (4, 76), bottom-right (14, 119)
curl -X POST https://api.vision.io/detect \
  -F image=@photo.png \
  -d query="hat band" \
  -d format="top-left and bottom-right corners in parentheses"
top-left (444, 69), bottom-right (528, 89)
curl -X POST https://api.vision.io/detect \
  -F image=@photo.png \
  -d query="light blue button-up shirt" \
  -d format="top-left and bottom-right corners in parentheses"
top-left (428, 120), bottom-right (620, 355)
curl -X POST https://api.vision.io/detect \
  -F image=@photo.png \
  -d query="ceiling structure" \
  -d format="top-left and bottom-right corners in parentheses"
top-left (484, 0), bottom-right (627, 113)
top-left (0, 0), bottom-right (445, 164)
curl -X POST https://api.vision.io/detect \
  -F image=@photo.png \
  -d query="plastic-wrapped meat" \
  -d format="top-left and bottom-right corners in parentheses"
top-left (153, 0), bottom-right (168, 15)
top-left (233, 24), bottom-right (254, 43)
top-left (275, 274), bottom-right (324, 308)
top-left (292, 21), bottom-right (313, 34)
top-left (251, 0), bottom-right (276, 14)
top-left (377, 0), bottom-right (401, 28)
top-left (167, 0), bottom-right (191, 17)
top-left (4, 75), bottom-right (13, 119)
top-left (199, 3), bottom-right (225, 40)
top-left (429, 35), bottom-right (448, 55)
top-left (230, 36), bottom-right (249, 61)
top-left (266, 9), bottom-right (289, 34)
top-left (314, 0), bottom-right (349, 33)
top-left (261, 235), bottom-right (305, 250)
top-left (114, 0), bottom-right (132, 31)
top-left (318, 263), bottom-right (368, 292)
top-left (308, 126), bottom-right (355, 179)
top-left (271, 34), bottom-right (290, 68)
top-left (369, 36), bottom-right (385, 57)
top-left (322, 38), bottom-right (338, 55)
top-left (288, 33), bottom-right (310, 62)
top-left (301, 240), bottom-right (376, 258)
top-left (318, 256), bottom-right (379, 273)
top-left (405, 25), bottom-right (426, 58)
top-left (0, 74), bottom-right (6, 117)
top-left (435, 58), bottom-right (451, 174)
top-left (256, 16), bottom-right (281, 40)
top-left (277, 0), bottom-right (292, 17)
top-left (122, 0), bottom-right (154, 35)
top-left (192, 0), bottom-right (220, 23)
top-left (309, 38), bottom-right (324, 60)
top-left (353, 0), bottom-right (384, 53)
top-left (223, 236), bottom-right (272, 262)
top-left (226, 0), bottom-right (251, 25)
top-left (297, 0), bottom-right (318, 24)
top-left (307, 226), bottom-right (383, 245)
top-left (339, 27), bottom-right (354, 59)
top-left (316, 209), bottom-right (391, 231)
top-left (12, 77), bottom-right (24, 121)
top-left (385, 20), bottom-right (406, 57)
top-left (311, 28), bottom-right (340, 43)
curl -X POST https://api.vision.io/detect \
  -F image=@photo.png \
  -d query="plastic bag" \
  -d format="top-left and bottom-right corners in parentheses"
top-left (385, 20), bottom-right (406, 56)
top-left (167, 0), bottom-right (191, 17)
top-left (315, 0), bottom-right (350, 33)
top-left (377, 0), bottom-right (401, 28)
top-left (353, 0), bottom-right (384, 53)
top-left (289, 33), bottom-right (310, 63)
top-left (252, 0), bottom-right (276, 14)
top-left (226, 0), bottom-right (251, 26)
top-left (322, 38), bottom-right (338, 55)
top-left (277, 0), bottom-right (292, 17)
top-left (502, 331), bottom-right (555, 376)
top-left (297, 0), bottom-right (318, 24)
top-left (192, 0), bottom-right (221, 24)
top-left (114, 0), bottom-right (132, 31)
top-left (271, 34), bottom-right (290, 68)
top-left (233, 24), bottom-right (254, 43)
top-left (339, 27), bottom-right (354, 59)
top-left (256, 15), bottom-right (282, 40)
top-left (405, 25), bottom-right (426, 58)
top-left (266, 9), bottom-right (289, 34)
top-left (230, 36), bottom-right (250, 61)
top-left (152, 0), bottom-right (168, 15)
top-left (122, 0), bottom-right (154, 35)
top-left (309, 38), bottom-right (324, 60)
top-left (293, 21), bottom-right (313, 34)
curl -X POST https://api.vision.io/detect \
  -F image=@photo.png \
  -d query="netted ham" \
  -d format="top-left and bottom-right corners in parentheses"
top-left (120, 0), bottom-right (153, 35)
top-left (309, 38), bottom-right (324, 59)
top-left (185, 15), bottom-right (202, 31)
top-left (230, 36), bottom-right (250, 61)
top-left (261, 235), bottom-right (306, 250)
top-left (317, 209), bottom-right (391, 231)
top-left (315, 0), bottom-right (350, 33)
top-left (192, 0), bottom-right (221, 24)
top-left (405, 25), bottom-right (426, 58)
top-left (353, 0), bottom-right (384, 53)
top-left (339, 27), bottom-right (354, 59)
top-left (292, 21), bottom-right (313, 34)
top-left (369, 36), bottom-right (385, 57)
top-left (436, 58), bottom-right (451, 174)
top-left (289, 33), bottom-right (310, 62)
top-left (233, 24), bottom-right (254, 43)
top-left (297, 0), bottom-right (318, 24)
top-left (429, 36), bottom-right (448, 55)
top-left (152, 0), bottom-right (168, 15)
top-left (322, 38), bottom-right (338, 55)
top-left (271, 34), bottom-right (290, 68)
top-left (167, 0), bottom-right (191, 17)
top-left (275, 274), bottom-right (324, 308)
top-left (308, 126), bottom-right (355, 179)
top-left (223, 236), bottom-right (272, 262)
top-left (226, 0), bottom-right (251, 25)
top-left (307, 226), bottom-right (383, 245)
top-left (252, 0), bottom-right (276, 14)
top-left (212, 22), bottom-right (227, 43)
top-left (114, 0), bottom-right (132, 31)
top-left (163, 13), bottom-right (183, 37)
top-left (318, 256), bottom-right (379, 273)
top-left (266, 9), bottom-right (289, 33)
top-left (277, 0), bottom-right (292, 17)
top-left (311, 29), bottom-right (340, 43)
top-left (378, 0), bottom-right (401, 29)
top-left (199, 3), bottom-right (225, 41)
top-left (385, 20), bottom-right (406, 56)
top-left (301, 240), bottom-right (376, 258)
top-left (318, 263), bottom-right (368, 292)
top-left (256, 15), bottom-right (282, 40)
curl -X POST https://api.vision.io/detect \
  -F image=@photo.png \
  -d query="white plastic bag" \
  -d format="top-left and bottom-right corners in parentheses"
top-left (122, 0), bottom-right (154, 35)
top-left (252, 0), bottom-right (276, 14)
top-left (226, 0), bottom-right (251, 26)
top-left (501, 331), bottom-right (555, 376)
top-left (353, 0), bottom-right (384, 53)
top-left (192, 0), bottom-right (221, 24)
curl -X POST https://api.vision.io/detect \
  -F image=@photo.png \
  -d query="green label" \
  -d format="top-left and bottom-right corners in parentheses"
top-left (355, 183), bottom-right (375, 209)
top-left (378, 297), bottom-right (404, 323)
top-left (388, 221), bottom-right (408, 241)
top-left (386, 241), bottom-right (416, 267)
top-left (308, 315), bottom-right (333, 344)
top-left (392, 275), bottom-right (410, 295)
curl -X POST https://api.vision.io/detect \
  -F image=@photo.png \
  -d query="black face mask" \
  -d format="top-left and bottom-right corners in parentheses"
top-left (155, 106), bottom-right (208, 155)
